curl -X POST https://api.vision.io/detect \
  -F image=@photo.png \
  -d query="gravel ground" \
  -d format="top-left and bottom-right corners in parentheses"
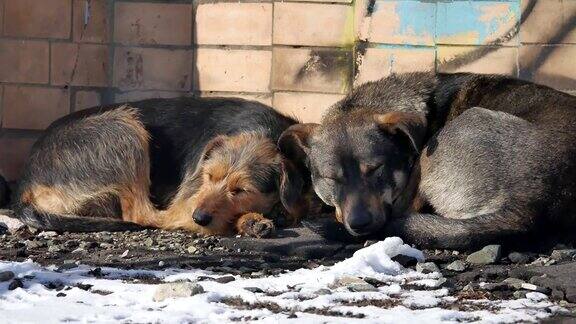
top-left (1, 215), bottom-right (576, 322)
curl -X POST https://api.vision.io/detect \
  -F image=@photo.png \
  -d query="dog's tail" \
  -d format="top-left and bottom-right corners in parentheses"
top-left (11, 203), bottom-right (149, 232)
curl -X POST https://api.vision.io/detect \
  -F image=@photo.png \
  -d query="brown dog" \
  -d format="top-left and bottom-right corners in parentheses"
top-left (14, 97), bottom-right (308, 237)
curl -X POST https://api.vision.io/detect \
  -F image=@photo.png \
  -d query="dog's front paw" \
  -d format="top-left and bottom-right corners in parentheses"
top-left (236, 213), bottom-right (276, 238)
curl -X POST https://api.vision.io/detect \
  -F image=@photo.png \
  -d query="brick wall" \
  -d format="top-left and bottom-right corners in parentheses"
top-left (0, 0), bottom-right (575, 181)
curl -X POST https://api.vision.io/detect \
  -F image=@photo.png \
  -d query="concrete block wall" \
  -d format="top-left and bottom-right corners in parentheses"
top-left (0, 0), bottom-right (575, 181)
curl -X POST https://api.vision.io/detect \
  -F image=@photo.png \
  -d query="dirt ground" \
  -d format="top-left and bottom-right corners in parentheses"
top-left (1, 218), bottom-right (576, 321)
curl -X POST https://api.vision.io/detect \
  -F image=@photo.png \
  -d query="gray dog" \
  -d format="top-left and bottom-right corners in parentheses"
top-left (279, 72), bottom-right (576, 250)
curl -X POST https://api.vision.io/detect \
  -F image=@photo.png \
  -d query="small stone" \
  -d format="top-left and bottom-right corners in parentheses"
top-left (480, 282), bottom-right (508, 291)
top-left (158, 261), bottom-right (165, 267)
top-left (153, 282), bottom-right (204, 302)
top-left (503, 278), bottom-right (525, 290)
top-left (25, 240), bottom-right (46, 249)
top-left (245, 287), bottom-right (264, 293)
top-left (56, 292), bottom-right (66, 297)
top-left (0, 215), bottom-right (25, 233)
top-left (364, 277), bottom-right (384, 287)
top-left (508, 252), bottom-right (530, 264)
top-left (144, 237), bottom-right (154, 247)
top-left (452, 251), bottom-right (460, 256)
top-left (8, 278), bottom-right (23, 290)
top-left (466, 245), bottom-right (502, 265)
top-left (38, 231), bottom-right (58, 238)
top-left (48, 245), bottom-right (62, 253)
top-left (551, 289), bottom-right (566, 301)
top-left (215, 276), bottom-right (235, 284)
top-left (416, 262), bottom-right (440, 274)
top-left (521, 283), bottom-right (551, 294)
top-left (550, 249), bottom-right (576, 262)
top-left (187, 246), bottom-right (198, 254)
top-left (462, 283), bottom-right (475, 292)
top-left (513, 290), bottom-right (528, 299)
top-left (120, 250), bottom-right (129, 258)
top-left (72, 247), bottom-right (86, 254)
top-left (348, 282), bottom-right (377, 292)
top-left (315, 289), bottom-right (332, 295)
top-left (530, 256), bottom-right (551, 266)
top-left (99, 243), bottom-right (113, 249)
top-left (0, 271), bottom-right (15, 282)
top-left (331, 276), bottom-right (378, 292)
top-left (391, 254), bottom-right (418, 268)
top-left (446, 260), bottom-right (467, 272)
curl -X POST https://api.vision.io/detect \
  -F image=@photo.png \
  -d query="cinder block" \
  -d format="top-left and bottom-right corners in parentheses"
top-left (356, 0), bottom-right (435, 46)
top-left (74, 90), bottom-right (101, 111)
top-left (273, 92), bottom-right (344, 123)
top-left (437, 46), bottom-right (518, 76)
top-left (4, 0), bottom-right (71, 39)
top-left (273, 2), bottom-right (354, 47)
top-left (355, 46), bottom-right (435, 86)
top-left (272, 47), bottom-right (352, 94)
top-left (114, 2), bottom-right (192, 46)
top-left (0, 40), bottom-right (49, 84)
top-left (2, 86), bottom-right (70, 130)
top-left (519, 45), bottom-right (576, 90)
top-left (201, 92), bottom-right (273, 107)
top-left (520, 0), bottom-right (576, 44)
top-left (196, 3), bottom-right (272, 46)
top-left (436, 1), bottom-right (520, 45)
top-left (73, 0), bottom-right (109, 43)
top-left (0, 135), bottom-right (38, 181)
top-left (195, 49), bottom-right (271, 93)
top-left (114, 47), bottom-right (192, 91)
top-left (114, 90), bottom-right (187, 103)
top-left (51, 43), bottom-right (109, 87)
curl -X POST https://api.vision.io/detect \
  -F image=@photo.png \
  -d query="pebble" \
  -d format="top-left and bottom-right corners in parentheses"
top-left (120, 250), bottom-right (129, 258)
top-left (153, 282), bottom-right (205, 302)
top-left (0, 215), bottom-right (25, 233)
top-left (187, 246), bottom-right (198, 254)
top-left (503, 278), bottom-right (525, 290)
top-left (315, 289), bottom-right (332, 295)
top-left (550, 249), bottom-right (576, 262)
top-left (331, 276), bottom-right (376, 292)
top-left (508, 252), bottom-right (530, 264)
top-left (245, 287), bottom-right (264, 293)
top-left (513, 290), bottom-right (528, 299)
top-left (144, 237), bottom-right (154, 247)
top-left (48, 245), bottom-right (62, 253)
top-left (8, 278), bottom-right (24, 290)
top-left (38, 231), bottom-right (58, 238)
top-left (446, 260), bottom-right (467, 272)
top-left (0, 271), bottom-right (15, 282)
top-left (215, 276), bottom-right (235, 284)
top-left (466, 245), bottom-right (502, 265)
top-left (416, 262), bottom-right (440, 274)
top-left (158, 261), bottom-right (165, 267)
top-left (521, 283), bottom-right (551, 294)
top-left (391, 254), bottom-right (418, 268)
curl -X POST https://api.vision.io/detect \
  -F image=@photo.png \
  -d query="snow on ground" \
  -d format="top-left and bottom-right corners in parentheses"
top-left (0, 237), bottom-right (561, 323)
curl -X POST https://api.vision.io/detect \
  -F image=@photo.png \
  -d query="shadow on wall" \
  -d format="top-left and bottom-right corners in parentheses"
top-left (437, 0), bottom-right (576, 89)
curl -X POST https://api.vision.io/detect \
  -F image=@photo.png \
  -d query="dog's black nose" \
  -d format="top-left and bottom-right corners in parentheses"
top-left (347, 210), bottom-right (373, 235)
top-left (192, 210), bottom-right (212, 226)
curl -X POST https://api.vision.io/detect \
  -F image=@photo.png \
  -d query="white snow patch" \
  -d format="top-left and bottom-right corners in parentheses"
top-left (0, 237), bottom-right (560, 323)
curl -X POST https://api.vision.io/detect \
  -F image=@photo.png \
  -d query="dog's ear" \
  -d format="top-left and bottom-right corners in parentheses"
top-left (374, 112), bottom-right (428, 152)
top-left (278, 123), bottom-right (319, 165)
top-left (201, 135), bottom-right (228, 161)
top-left (277, 123), bottom-right (318, 224)
top-left (278, 158), bottom-right (308, 224)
